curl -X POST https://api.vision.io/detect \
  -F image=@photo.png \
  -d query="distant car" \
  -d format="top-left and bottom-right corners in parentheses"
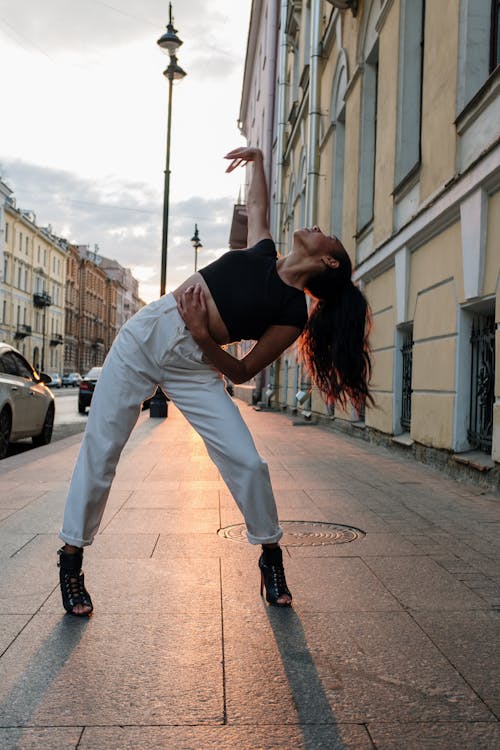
top-left (62, 372), bottom-right (82, 388)
top-left (78, 367), bottom-right (102, 414)
top-left (48, 373), bottom-right (62, 388)
top-left (0, 343), bottom-right (55, 459)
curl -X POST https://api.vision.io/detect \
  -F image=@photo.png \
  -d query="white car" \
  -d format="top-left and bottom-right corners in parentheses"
top-left (48, 372), bottom-right (62, 388)
top-left (0, 343), bottom-right (55, 459)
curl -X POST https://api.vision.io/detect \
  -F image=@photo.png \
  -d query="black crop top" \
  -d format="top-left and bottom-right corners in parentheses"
top-left (198, 238), bottom-right (307, 342)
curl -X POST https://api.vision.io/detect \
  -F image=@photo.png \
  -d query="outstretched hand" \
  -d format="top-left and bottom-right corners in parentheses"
top-left (225, 146), bottom-right (263, 173)
top-left (177, 284), bottom-right (210, 342)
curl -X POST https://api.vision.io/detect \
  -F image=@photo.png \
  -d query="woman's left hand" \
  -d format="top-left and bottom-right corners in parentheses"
top-left (177, 284), bottom-right (210, 342)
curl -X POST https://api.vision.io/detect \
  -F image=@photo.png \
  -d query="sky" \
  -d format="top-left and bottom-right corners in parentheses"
top-left (0, 0), bottom-right (251, 302)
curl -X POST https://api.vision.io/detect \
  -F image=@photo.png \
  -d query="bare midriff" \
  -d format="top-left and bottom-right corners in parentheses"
top-left (173, 272), bottom-right (231, 345)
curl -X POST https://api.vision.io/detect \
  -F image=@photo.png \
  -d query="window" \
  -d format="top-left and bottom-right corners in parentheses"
top-left (457, 0), bottom-right (497, 111)
top-left (400, 326), bottom-right (413, 431)
top-left (25, 236), bottom-right (29, 255)
top-left (3, 257), bottom-right (8, 283)
top-left (330, 54), bottom-right (348, 239)
top-left (24, 269), bottom-right (28, 291)
top-left (468, 314), bottom-right (495, 452)
top-left (19, 232), bottom-right (22, 251)
top-left (5, 222), bottom-right (8, 242)
top-left (395, 0), bottom-right (425, 186)
top-left (492, 0), bottom-right (500, 71)
top-left (17, 264), bottom-right (22, 289)
top-left (357, 41), bottom-right (379, 232)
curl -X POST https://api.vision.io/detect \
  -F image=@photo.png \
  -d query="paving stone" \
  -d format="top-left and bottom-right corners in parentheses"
top-left (0, 533), bottom-right (36, 558)
top-left (287, 532), bottom-right (423, 557)
top-left (153, 532), bottom-right (255, 560)
top-left (41, 557), bottom-right (221, 614)
top-left (103, 506), bottom-right (220, 535)
top-left (124, 487), bottom-right (220, 509)
top-left (0, 613), bottom-right (223, 726)
top-left (367, 721), bottom-right (500, 749)
top-left (0, 551), bottom-right (57, 615)
top-left (13, 532), bottom-right (158, 561)
top-left (221, 556), bottom-right (400, 613)
top-left (363, 556), bottom-right (487, 610)
top-left (0, 727), bottom-right (82, 749)
top-left (300, 612), bottom-right (493, 723)
top-left (79, 724), bottom-right (373, 749)
top-left (0, 615), bottom-right (30, 655)
top-left (412, 610), bottom-right (500, 716)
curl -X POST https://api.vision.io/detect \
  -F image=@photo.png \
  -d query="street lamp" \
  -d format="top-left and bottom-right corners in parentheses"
top-left (157, 2), bottom-right (186, 296)
top-left (150, 3), bottom-right (186, 419)
top-left (190, 224), bottom-right (203, 272)
top-left (33, 290), bottom-right (52, 372)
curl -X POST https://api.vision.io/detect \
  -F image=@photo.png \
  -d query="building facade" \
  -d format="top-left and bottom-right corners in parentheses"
top-left (240, 0), bottom-right (500, 472)
top-left (1, 201), bottom-right (67, 374)
top-left (99, 256), bottom-right (144, 331)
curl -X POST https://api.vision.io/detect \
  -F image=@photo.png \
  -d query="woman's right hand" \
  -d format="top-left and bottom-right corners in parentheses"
top-left (224, 147), bottom-right (263, 172)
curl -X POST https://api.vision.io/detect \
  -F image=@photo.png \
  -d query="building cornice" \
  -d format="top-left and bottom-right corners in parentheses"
top-left (354, 138), bottom-right (500, 282)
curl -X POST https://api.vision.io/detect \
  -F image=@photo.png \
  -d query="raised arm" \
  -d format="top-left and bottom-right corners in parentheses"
top-left (225, 147), bottom-right (272, 247)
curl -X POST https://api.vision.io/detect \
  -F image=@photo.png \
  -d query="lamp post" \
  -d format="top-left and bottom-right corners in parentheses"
top-left (150, 3), bottom-right (186, 419)
top-left (157, 2), bottom-right (186, 295)
top-left (190, 224), bottom-right (203, 272)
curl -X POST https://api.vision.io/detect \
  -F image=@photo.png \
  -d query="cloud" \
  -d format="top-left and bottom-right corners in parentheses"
top-left (0, 158), bottom-right (235, 300)
top-left (0, 0), bottom-right (246, 81)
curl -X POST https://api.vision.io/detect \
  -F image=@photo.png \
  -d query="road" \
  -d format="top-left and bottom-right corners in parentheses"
top-left (4, 387), bottom-right (87, 458)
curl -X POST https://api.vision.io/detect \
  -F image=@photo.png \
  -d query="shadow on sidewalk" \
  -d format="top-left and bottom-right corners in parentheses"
top-left (265, 605), bottom-right (347, 749)
top-left (0, 615), bottom-right (89, 741)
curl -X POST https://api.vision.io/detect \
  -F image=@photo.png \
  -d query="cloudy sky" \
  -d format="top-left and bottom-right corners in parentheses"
top-left (0, 0), bottom-right (251, 302)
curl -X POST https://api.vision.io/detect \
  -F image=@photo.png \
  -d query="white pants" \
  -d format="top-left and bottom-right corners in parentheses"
top-left (60, 294), bottom-right (283, 548)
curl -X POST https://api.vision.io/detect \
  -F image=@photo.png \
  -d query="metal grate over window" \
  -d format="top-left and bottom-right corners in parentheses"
top-left (401, 329), bottom-right (413, 431)
top-left (468, 315), bottom-right (495, 453)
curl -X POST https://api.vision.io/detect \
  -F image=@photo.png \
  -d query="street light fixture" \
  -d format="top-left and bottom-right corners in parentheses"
top-left (190, 224), bottom-right (203, 272)
top-left (150, 3), bottom-right (186, 419)
top-left (157, 2), bottom-right (186, 296)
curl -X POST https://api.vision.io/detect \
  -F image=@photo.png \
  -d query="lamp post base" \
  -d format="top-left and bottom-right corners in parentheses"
top-left (149, 387), bottom-right (169, 418)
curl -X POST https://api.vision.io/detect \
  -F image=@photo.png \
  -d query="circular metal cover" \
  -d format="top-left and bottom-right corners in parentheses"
top-left (218, 520), bottom-right (366, 546)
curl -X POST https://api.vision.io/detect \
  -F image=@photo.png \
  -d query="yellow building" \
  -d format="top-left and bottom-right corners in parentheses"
top-left (266, 0), bottom-right (499, 472)
top-left (1, 201), bottom-right (67, 375)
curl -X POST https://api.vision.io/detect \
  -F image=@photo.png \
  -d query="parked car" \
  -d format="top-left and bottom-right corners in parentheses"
top-left (0, 343), bottom-right (55, 459)
top-left (48, 373), bottom-right (62, 388)
top-left (62, 372), bottom-right (82, 388)
top-left (78, 367), bottom-right (102, 414)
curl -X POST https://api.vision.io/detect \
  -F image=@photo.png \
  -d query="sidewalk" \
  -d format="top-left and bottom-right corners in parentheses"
top-left (0, 400), bottom-right (499, 750)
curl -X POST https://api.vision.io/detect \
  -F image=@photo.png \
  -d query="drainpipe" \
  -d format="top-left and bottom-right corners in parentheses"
top-left (305, 0), bottom-right (322, 226)
top-left (273, 0), bottom-right (289, 253)
top-left (266, 0), bottom-right (279, 231)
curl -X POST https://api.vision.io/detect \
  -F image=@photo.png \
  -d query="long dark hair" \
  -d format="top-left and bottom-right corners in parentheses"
top-left (299, 243), bottom-right (373, 412)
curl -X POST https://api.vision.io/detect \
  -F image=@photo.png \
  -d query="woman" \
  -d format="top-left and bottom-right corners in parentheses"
top-left (57, 146), bottom-right (372, 616)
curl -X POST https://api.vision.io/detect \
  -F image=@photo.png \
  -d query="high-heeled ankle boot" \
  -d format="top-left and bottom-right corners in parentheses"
top-left (259, 545), bottom-right (292, 606)
top-left (57, 547), bottom-right (93, 616)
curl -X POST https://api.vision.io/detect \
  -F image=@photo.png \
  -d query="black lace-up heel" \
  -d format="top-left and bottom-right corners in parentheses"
top-left (57, 547), bottom-right (93, 616)
top-left (259, 545), bottom-right (292, 606)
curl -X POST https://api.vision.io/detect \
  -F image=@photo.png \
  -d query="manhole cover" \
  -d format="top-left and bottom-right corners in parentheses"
top-left (218, 521), bottom-right (366, 546)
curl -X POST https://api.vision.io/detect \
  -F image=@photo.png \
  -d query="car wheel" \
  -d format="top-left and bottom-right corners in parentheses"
top-left (78, 400), bottom-right (86, 414)
top-left (0, 407), bottom-right (12, 460)
top-left (32, 403), bottom-right (55, 447)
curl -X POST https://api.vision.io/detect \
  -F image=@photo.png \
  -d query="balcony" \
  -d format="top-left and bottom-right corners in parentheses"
top-left (33, 291), bottom-right (52, 308)
top-left (14, 324), bottom-right (32, 340)
top-left (50, 333), bottom-right (64, 346)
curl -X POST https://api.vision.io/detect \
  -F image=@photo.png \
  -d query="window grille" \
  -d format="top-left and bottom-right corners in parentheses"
top-left (468, 315), bottom-right (495, 452)
top-left (401, 329), bottom-right (413, 431)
